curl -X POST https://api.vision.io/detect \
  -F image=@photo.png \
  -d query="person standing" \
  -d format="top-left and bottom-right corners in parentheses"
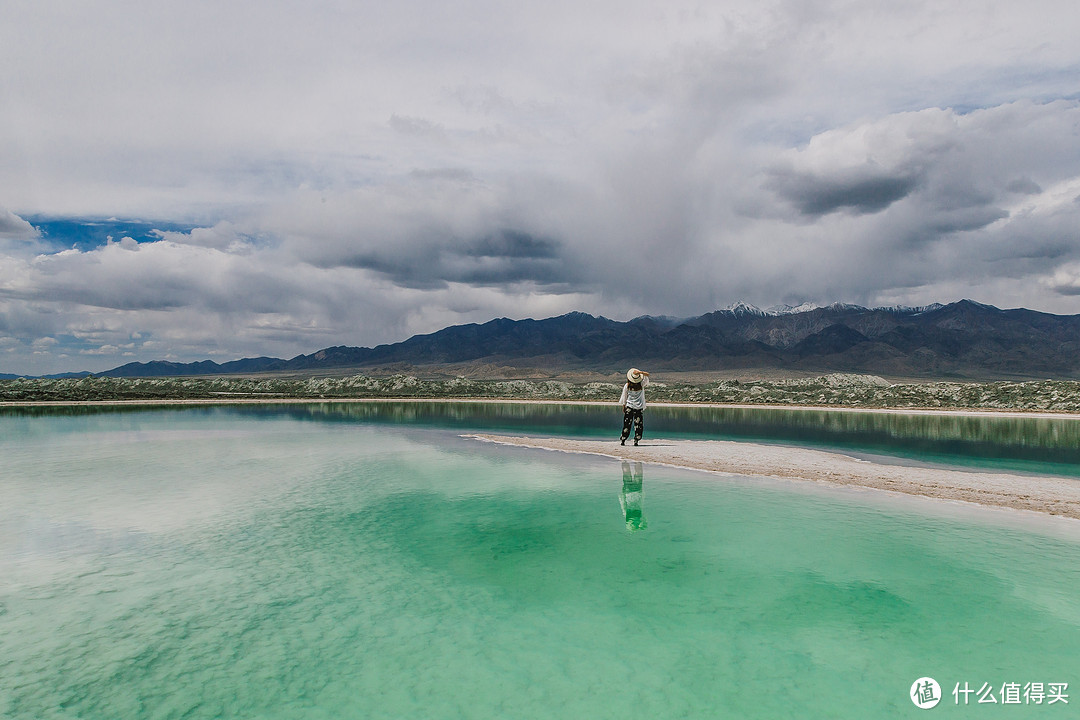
top-left (619, 368), bottom-right (650, 445)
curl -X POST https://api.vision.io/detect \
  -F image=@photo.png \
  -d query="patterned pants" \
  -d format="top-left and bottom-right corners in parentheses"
top-left (621, 407), bottom-right (644, 443)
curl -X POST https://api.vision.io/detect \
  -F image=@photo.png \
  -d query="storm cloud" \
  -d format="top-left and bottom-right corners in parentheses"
top-left (2, 0), bottom-right (1080, 374)
top-left (331, 229), bottom-right (568, 288)
top-left (768, 169), bottom-right (921, 216)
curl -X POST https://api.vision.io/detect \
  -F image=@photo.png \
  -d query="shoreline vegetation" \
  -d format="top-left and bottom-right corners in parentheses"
top-left (3, 372), bottom-right (1080, 413)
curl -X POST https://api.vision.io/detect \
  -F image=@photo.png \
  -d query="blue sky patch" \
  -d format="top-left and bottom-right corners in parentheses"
top-left (25, 216), bottom-right (200, 252)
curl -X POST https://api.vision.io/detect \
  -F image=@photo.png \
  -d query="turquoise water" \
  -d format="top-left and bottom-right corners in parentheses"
top-left (2, 407), bottom-right (1079, 718)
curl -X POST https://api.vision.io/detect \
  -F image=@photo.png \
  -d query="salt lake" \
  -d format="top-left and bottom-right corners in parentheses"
top-left (2, 403), bottom-right (1078, 718)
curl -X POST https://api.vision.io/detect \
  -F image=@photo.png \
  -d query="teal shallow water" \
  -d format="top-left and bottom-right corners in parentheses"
top-left (2, 407), bottom-right (1079, 718)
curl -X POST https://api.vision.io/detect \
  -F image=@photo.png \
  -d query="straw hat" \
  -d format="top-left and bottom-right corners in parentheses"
top-left (627, 368), bottom-right (645, 383)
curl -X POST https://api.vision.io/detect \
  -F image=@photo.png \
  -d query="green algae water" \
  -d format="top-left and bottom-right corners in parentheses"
top-left (2, 406), bottom-right (1079, 718)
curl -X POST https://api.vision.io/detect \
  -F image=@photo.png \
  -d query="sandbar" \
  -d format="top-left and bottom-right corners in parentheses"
top-left (466, 434), bottom-right (1080, 520)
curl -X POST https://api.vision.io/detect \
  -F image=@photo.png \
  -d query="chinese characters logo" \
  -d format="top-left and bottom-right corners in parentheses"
top-left (911, 677), bottom-right (942, 709)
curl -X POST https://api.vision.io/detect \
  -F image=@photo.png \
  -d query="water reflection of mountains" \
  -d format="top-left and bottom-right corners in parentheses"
top-left (6, 401), bottom-right (1080, 473)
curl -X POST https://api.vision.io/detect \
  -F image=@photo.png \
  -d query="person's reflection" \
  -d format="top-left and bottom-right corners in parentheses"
top-left (620, 460), bottom-right (647, 531)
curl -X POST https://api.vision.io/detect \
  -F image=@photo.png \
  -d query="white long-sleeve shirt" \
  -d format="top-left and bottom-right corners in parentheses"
top-left (619, 377), bottom-right (648, 410)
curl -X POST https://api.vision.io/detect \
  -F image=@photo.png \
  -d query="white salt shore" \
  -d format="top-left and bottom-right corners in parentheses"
top-left (466, 434), bottom-right (1080, 520)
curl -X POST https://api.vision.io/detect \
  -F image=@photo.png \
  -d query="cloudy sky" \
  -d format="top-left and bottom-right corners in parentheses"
top-left (3, 0), bottom-right (1080, 374)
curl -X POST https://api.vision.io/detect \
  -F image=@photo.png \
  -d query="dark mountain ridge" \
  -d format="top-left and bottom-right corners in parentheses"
top-left (72, 300), bottom-right (1080, 380)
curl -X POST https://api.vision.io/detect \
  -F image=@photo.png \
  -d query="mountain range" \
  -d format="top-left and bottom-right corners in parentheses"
top-left (18, 299), bottom-right (1067, 381)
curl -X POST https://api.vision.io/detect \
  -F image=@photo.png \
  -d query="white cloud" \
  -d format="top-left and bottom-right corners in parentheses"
top-left (2, 0), bottom-right (1080, 373)
top-left (1043, 263), bottom-right (1080, 296)
top-left (80, 344), bottom-right (121, 356)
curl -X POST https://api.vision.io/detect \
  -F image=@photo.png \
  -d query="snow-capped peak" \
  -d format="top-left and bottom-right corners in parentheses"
top-left (766, 302), bottom-right (821, 315)
top-left (718, 300), bottom-right (947, 318)
top-left (874, 302), bottom-right (946, 314)
top-left (721, 302), bottom-right (766, 316)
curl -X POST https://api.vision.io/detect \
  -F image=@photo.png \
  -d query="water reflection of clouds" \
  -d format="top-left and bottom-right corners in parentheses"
top-left (0, 514), bottom-right (155, 588)
top-left (2, 439), bottom-right (326, 537)
top-left (3, 515), bottom-right (150, 558)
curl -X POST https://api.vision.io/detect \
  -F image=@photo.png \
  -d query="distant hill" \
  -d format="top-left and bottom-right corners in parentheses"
top-left (1, 371), bottom-right (94, 380)
top-left (99, 357), bottom-right (288, 378)
top-left (84, 300), bottom-right (1080, 380)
